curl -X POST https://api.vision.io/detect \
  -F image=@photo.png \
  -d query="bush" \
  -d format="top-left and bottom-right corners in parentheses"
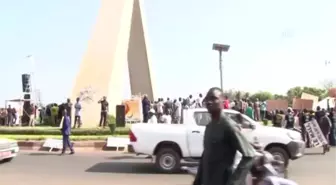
top-left (0, 126), bottom-right (129, 136)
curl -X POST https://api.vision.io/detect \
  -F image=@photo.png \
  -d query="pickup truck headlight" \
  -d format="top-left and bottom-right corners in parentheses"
top-left (10, 142), bottom-right (18, 148)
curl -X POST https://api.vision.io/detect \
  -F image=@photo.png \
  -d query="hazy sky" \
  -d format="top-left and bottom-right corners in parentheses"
top-left (0, 0), bottom-right (335, 105)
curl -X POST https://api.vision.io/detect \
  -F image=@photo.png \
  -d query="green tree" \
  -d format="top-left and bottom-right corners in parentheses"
top-left (243, 92), bottom-right (250, 99)
top-left (286, 86), bottom-right (327, 105)
top-left (223, 89), bottom-right (236, 100)
top-left (235, 91), bottom-right (242, 100)
top-left (273, 94), bottom-right (287, 100)
top-left (302, 86), bottom-right (327, 100)
top-left (250, 91), bottom-right (273, 102)
top-left (286, 86), bottom-right (302, 103)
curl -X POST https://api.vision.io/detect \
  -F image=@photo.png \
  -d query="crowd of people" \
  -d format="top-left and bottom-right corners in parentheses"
top-left (141, 94), bottom-right (269, 124)
top-left (0, 103), bottom-right (37, 127)
top-left (141, 94), bottom-right (336, 153)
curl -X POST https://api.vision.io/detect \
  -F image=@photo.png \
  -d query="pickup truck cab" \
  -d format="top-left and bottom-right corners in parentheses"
top-left (129, 108), bottom-right (305, 173)
top-left (0, 139), bottom-right (19, 162)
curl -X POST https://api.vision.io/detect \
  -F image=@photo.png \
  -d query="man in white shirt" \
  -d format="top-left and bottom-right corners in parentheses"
top-left (173, 98), bottom-right (182, 123)
top-left (196, 93), bottom-right (203, 108)
top-left (148, 109), bottom-right (157, 123)
top-left (162, 110), bottom-right (172, 124)
top-left (74, 97), bottom-right (82, 128)
top-left (157, 98), bottom-right (164, 119)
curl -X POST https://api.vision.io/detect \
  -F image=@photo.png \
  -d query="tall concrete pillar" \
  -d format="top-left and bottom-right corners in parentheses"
top-left (71, 0), bottom-right (155, 127)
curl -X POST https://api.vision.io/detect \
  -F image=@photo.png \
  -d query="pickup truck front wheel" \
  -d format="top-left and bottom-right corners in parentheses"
top-left (155, 148), bottom-right (181, 173)
top-left (267, 147), bottom-right (289, 167)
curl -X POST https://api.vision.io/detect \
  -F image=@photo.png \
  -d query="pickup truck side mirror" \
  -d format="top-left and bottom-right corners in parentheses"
top-left (235, 114), bottom-right (255, 129)
top-left (236, 113), bottom-right (243, 123)
top-left (249, 124), bottom-right (256, 130)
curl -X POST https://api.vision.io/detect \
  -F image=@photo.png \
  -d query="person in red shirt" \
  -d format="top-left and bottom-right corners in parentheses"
top-left (223, 95), bottom-right (230, 109)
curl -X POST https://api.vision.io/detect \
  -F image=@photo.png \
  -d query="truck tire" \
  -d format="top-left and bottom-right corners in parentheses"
top-left (267, 147), bottom-right (289, 167)
top-left (155, 148), bottom-right (181, 173)
top-left (2, 157), bottom-right (13, 163)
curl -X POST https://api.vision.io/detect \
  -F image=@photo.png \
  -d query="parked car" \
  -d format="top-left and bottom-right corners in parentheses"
top-left (0, 139), bottom-right (19, 162)
top-left (129, 108), bottom-right (305, 173)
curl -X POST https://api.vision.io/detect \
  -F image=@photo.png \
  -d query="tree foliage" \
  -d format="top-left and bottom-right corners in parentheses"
top-left (225, 86), bottom-right (330, 105)
top-left (249, 91), bottom-right (273, 102)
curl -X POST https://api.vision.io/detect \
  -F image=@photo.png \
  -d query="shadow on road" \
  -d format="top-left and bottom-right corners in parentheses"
top-left (86, 162), bottom-right (190, 174)
top-left (28, 152), bottom-right (60, 156)
top-left (106, 155), bottom-right (139, 160)
top-left (304, 152), bottom-right (323, 156)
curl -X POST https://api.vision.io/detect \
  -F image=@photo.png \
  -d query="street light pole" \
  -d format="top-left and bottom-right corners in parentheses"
top-left (26, 55), bottom-right (36, 103)
top-left (219, 50), bottom-right (223, 90)
top-left (212, 43), bottom-right (230, 90)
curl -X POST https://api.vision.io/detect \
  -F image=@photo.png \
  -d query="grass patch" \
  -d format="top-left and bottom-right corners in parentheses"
top-left (0, 125), bottom-right (130, 135)
top-left (0, 134), bottom-right (128, 141)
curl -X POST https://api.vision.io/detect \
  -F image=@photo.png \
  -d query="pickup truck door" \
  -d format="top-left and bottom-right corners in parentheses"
top-left (186, 111), bottom-right (209, 157)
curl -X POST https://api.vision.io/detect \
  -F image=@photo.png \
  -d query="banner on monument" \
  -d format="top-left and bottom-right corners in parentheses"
top-left (266, 100), bottom-right (288, 111)
top-left (122, 97), bottom-right (143, 122)
top-left (304, 120), bottom-right (328, 148)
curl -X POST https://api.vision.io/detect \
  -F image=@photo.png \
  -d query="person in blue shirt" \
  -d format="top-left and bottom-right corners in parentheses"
top-left (61, 109), bottom-right (75, 155)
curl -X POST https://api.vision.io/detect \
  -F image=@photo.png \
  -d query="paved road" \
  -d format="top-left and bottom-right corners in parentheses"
top-left (0, 148), bottom-right (335, 185)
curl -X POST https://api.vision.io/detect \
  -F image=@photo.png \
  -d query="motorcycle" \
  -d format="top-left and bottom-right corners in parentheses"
top-left (182, 143), bottom-right (297, 185)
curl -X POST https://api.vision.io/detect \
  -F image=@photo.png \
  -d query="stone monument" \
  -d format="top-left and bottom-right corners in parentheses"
top-left (71, 0), bottom-right (155, 127)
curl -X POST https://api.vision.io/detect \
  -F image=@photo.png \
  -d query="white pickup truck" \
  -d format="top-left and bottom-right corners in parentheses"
top-left (0, 139), bottom-right (19, 162)
top-left (129, 108), bottom-right (305, 173)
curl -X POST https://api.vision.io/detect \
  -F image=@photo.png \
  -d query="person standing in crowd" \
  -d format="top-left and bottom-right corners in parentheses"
top-left (237, 97), bottom-right (243, 113)
top-left (39, 107), bottom-right (45, 124)
top-left (60, 109), bottom-right (75, 155)
top-left (0, 108), bottom-right (6, 126)
top-left (193, 87), bottom-right (255, 185)
top-left (245, 102), bottom-right (254, 120)
top-left (12, 107), bottom-right (17, 124)
top-left (142, 95), bottom-right (150, 123)
top-left (186, 95), bottom-right (193, 108)
top-left (223, 95), bottom-right (230, 109)
top-left (274, 110), bottom-right (283, 127)
top-left (285, 108), bottom-right (294, 129)
top-left (164, 98), bottom-right (173, 114)
top-left (156, 98), bottom-right (164, 120)
top-left (242, 99), bottom-right (247, 114)
top-left (64, 98), bottom-right (73, 125)
top-left (148, 109), bottom-right (157, 123)
top-left (73, 97), bottom-right (82, 128)
top-left (299, 109), bottom-right (310, 146)
top-left (161, 110), bottom-right (172, 124)
top-left (98, 96), bottom-right (109, 128)
top-left (173, 98), bottom-right (182, 123)
top-left (260, 101), bottom-right (267, 120)
top-left (196, 94), bottom-right (203, 108)
top-left (28, 103), bottom-right (35, 127)
top-left (319, 110), bottom-right (331, 154)
top-left (315, 106), bottom-right (322, 123)
top-left (328, 108), bottom-right (336, 146)
top-left (253, 98), bottom-right (261, 121)
top-left (51, 104), bottom-right (59, 125)
top-left (6, 105), bottom-right (13, 126)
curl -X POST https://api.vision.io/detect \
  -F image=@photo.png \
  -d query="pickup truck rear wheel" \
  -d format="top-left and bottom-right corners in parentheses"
top-left (155, 148), bottom-right (181, 173)
top-left (267, 147), bottom-right (289, 167)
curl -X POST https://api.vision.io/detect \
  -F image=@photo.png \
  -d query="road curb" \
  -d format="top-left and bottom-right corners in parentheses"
top-left (18, 141), bottom-right (130, 152)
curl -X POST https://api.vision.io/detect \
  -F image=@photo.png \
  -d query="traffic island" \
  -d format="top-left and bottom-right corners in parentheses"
top-left (17, 138), bottom-right (130, 152)
top-left (0, 126), bottom-right (130, 152)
